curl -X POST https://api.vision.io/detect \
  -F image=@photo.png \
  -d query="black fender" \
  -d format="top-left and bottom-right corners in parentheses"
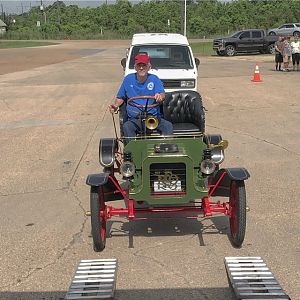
top-left (209, 168), bottom-right (250, 197)
top-left (86, 173), bottom-right (124, 201)
top-left (99, 138), bottom-right (117, 167)
top-left (86, 173), bottom-right (109, 187)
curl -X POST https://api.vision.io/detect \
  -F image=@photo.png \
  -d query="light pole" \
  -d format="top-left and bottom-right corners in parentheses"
top-left (184, 0), bottom-right (187, 37)
top-left (40, 1), bottom-right (47, 24)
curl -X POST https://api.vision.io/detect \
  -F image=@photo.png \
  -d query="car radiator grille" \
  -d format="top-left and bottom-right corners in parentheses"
top-left (213, 40), bottom-right (222, 48)
top-left (150, 163), bottom-right (186, 196)
top-left (162, 80), bottom-right (181, 88)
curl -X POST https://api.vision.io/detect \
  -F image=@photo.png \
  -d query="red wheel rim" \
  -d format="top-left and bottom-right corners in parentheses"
top-left (100, 212), bottom-right (106, 241)
top-left (99, 189), bottom-right (106, 242)
top-left (230, 181), bottom-right (237, 237)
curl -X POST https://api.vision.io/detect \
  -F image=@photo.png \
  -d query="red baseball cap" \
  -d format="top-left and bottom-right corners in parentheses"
top-left (135, 53), bottom-right (150, 65)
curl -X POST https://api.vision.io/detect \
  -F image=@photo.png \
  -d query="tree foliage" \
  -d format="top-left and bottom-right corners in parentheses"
top-left (3, 0), bottom-right (300, 40)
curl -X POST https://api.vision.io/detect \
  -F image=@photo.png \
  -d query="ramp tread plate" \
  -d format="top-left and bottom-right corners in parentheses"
top-left (65, 259), bottom-right (117, 300)
top-left (224, 257), bottom-right (290, 300)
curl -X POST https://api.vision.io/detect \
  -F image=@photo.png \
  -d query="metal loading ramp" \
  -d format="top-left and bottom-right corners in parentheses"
top-left (225, 257), bottom-right (290, 300)
top-left (65, 259), bottom-right (117, 300)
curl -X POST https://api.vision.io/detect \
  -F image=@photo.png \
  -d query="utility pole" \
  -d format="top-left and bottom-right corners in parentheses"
top-left (184, 0), bottom-right (187, 37)
top-left (1, 3), bottom-right (4, 20)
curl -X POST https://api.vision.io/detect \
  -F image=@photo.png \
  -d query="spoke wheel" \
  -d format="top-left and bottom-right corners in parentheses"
top-left (229, 180), bottom-right (246, 248)
top-left (225, 45), bottom-right (236, 56)
top-left (268, 44), bottom-right (275, 55)
top-left (90, 186), bottom-right (106, 252)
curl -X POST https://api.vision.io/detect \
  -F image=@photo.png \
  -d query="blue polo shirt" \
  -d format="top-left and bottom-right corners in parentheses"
top-left (117, 73), bottom-right (165, 119)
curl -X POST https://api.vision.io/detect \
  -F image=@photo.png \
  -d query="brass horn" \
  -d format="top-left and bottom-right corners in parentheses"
top-left (208, 140), bottom-right (229, 150)
top-left (145, 115), bottom-right (159, 130)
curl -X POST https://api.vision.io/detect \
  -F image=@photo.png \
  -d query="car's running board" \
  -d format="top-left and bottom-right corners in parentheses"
top-left (225, 257), bottom-right (290, 300)
top-left (65, 259), bottom-right (118, 299)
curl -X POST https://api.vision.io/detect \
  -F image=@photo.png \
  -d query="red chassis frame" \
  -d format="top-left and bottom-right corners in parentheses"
top-left (100, 171), bottom-right (231, 222)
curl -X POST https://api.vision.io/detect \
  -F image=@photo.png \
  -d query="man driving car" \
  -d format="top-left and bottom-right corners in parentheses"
top-left (109, 53), bottom-right (173, 141)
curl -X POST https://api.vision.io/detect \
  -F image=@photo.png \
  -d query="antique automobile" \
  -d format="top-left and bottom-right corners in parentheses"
top-left (86, 90), bottom-right (250, 252)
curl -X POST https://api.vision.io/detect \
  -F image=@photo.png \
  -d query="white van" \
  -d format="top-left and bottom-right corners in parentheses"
top-left (121, 33), bottom-right (200, 93)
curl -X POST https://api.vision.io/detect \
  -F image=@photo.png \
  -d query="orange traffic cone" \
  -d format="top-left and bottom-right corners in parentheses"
top-left (252, 64), bottom-right (262, 82)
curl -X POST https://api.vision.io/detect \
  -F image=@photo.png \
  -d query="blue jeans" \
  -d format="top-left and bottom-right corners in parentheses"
top-left (123, 117), bottom-right (173, 143)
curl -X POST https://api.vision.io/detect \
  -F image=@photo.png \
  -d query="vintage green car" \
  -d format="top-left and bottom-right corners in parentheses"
top-left (86, 90), bottom-right (250, 251)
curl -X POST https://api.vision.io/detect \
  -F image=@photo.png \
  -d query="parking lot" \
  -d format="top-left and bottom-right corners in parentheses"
top-left (0, 40), bottom-right (299, 300)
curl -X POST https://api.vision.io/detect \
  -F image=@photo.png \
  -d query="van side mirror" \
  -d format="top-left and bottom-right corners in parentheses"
top-left (121, 58), bottom-right (126, 71)
top-left (195, 58), bottom-right (200, 69)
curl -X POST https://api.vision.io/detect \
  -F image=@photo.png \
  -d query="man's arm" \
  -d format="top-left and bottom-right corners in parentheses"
top-left (109, 98), bottom-right (124, 113)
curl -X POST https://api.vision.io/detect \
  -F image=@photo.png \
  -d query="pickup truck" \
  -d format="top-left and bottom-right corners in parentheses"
top-left (213, 29), bottom-right (278, 56)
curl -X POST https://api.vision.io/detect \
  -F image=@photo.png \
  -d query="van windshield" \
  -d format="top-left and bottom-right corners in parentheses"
top-left (129, 45), bottom-right (194, 69)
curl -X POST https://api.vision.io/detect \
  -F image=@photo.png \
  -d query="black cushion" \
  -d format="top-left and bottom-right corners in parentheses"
top-left (163, 90), bottom-right (205, 133)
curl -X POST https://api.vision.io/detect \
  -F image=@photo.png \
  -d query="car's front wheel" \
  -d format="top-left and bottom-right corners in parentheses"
top-left (225, 45), bottom-right (236, 56)
top-left (90, 186), bottom-right (106, 252)
top-left (268, 31), bottom-right (276, 36)
top-left (268, 44), bottom-right (275, 54)
top-left (229, 180), bottom-right (246, 248)
top-left (293, 31), bottom-right (300, 37)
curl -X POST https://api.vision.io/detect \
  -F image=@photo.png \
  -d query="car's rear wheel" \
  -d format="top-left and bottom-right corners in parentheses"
top-left (268, 31), bottom-right (276, 36)
top-left (225, 45), bottom-right (236, 56)
top-left (90, 186), bottom-right (106, 252)
top-left (268, 44), bottom-right (275, 54)
top-left (293, 31), bottom-right (300, 37)
top-left (229, 180), bottom-right (246, 248)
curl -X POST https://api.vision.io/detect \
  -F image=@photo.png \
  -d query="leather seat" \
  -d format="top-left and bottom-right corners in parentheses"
top-left (163, 90), bottom-right (205, 134)
top-left (119, 90), bottom-right (205, 136)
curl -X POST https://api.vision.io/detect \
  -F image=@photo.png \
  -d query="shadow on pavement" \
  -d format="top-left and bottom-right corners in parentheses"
top-left (107, 215), bottom-right (230, 248)
top-left (0, 287), bottom-right (235, 300)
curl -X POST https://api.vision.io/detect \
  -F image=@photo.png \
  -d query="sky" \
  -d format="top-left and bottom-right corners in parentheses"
top-left (0, 1), bottom-right (119, 14)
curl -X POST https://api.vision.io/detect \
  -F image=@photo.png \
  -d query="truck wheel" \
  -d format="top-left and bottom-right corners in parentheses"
top-left (216, 50), bottom-right (225, 56)
top-left (268, 31), bottom-right (276, 36)
top-left (293, 31), bottom-right (300, 37)
top-left (267, 44), bottom-right (275, 54)
top-left (229, 180), bottom-right (246, 248)
top-left (225, 45), bottom-right (236, 56)
top-left (90, 186), bottom-right (106, 252)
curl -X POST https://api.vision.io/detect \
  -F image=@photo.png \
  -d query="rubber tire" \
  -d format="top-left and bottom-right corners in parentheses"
top-left (293, 31), bottom-right (300, 37)
top-left (225, 45), bottom-right (236, 56)
top-left (229, 180), bottom-right (246, 248)
top-left (216, 50), bottom-right (225, 56)
top-left (90, 186), bottom-right (106, 252)
top-left (268, 44), bottom-right (275, 55)
top-left (268, 31), bottom-right (276, 36)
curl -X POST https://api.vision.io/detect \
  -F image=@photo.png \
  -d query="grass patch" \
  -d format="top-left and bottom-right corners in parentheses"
top-left (190, 41), bottom-right (214, 56)
top-left (0, 40), bottom-right (57, 49)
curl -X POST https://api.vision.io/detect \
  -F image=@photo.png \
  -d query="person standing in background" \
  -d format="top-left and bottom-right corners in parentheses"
top-left (274, 35), bottom-right (283, 71)
top-left (282, 36), bottom-right (292, 72)
top-left (291, 35), bottom-right (300, 71)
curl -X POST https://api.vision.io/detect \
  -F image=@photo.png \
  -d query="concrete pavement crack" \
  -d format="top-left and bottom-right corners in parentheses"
top-left (1, 98), bottom-right (14, 111)
top-left (1, 106), bottom-right (109, 288)
top-left (0, 187), bottom-right (68, 197)
top-left (2, 191), bottom-right (88, 290)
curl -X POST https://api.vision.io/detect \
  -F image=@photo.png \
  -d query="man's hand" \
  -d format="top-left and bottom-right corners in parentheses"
top-left (109, 104), bottom-right (118, 113)
top-left (154, 93), bottom-right (165, 102)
